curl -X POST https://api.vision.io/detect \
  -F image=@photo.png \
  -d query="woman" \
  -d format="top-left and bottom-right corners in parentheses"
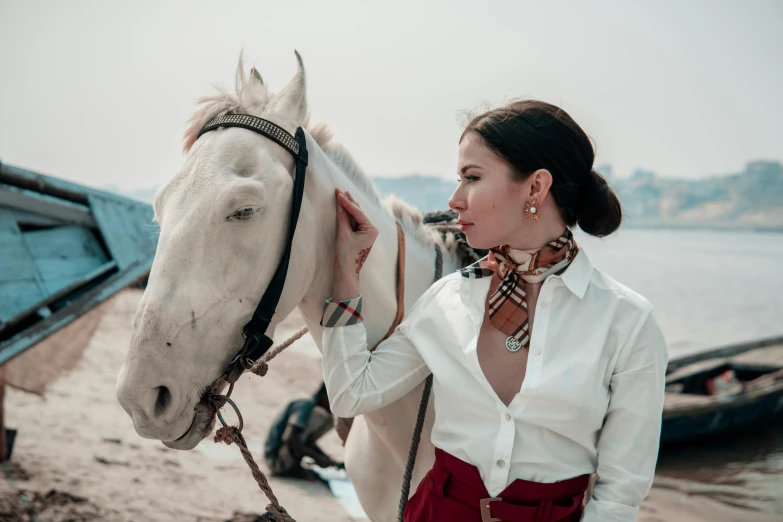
top-left (321, 100), bottom-right (668, 521)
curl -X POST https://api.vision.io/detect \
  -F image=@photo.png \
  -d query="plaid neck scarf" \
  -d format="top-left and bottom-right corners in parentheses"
top-left (486, 229), bottom-right (579, 351)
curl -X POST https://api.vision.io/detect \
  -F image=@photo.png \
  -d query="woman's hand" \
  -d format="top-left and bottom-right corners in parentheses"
top-left (332, 188), bottom-right (378, 300)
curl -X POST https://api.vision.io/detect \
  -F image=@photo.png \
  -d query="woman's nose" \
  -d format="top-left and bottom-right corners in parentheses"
top-left (448, 188), bottom-right (465, 211)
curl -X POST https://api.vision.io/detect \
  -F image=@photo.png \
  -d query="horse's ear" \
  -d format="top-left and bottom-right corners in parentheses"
top-left (268, 51), bottom-right (307, 126)
top-left (250, 67), bottom-right (264, 86)
top-left (249, 66), bottom-right (270, 101)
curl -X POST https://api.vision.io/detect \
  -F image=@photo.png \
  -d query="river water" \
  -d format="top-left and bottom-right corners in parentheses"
top-left (578, 228), bottom-right (783, 514)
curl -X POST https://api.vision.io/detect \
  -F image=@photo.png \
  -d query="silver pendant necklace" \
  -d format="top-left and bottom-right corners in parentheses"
top-left (505, 337), bottom-right (523, 352)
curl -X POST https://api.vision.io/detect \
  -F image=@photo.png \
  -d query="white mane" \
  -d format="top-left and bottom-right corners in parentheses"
top-left (182, 55), bottom-right (455, 253)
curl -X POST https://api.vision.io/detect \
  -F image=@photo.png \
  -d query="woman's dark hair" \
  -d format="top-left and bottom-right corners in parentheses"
top-left (461, 100), bottom-right (622, 237)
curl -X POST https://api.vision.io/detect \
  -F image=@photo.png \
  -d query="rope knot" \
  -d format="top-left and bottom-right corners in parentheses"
top-left (252, 362), bottom-right (269, 377)
top-left (214, 426), bottom-right (238, 445)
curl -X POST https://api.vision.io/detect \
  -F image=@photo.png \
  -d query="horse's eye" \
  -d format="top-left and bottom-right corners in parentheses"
top-left (227, 207), bottom-right (258, 221)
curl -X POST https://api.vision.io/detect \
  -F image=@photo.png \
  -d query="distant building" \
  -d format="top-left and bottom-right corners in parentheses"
top-left (745, 160), bottom-right (782, 179)
top-left (734, 160), bottom-right (783, 213)
top-left (631, 169), bottom-right (657, 183)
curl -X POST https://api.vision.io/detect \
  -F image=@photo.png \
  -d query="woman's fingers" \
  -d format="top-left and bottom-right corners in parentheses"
top-left (336, 194), bottom-right (350, 226)
top-left (333, 188), bottom-right (378, 278)
top-left (337, 192), bottom-right (371, 227)
top-left (344, 190), bottom-right (361, 210)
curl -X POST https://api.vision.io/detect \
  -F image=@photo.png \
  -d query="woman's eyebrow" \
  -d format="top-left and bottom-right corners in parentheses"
top-left (460, 164), bottom-right (482, 174)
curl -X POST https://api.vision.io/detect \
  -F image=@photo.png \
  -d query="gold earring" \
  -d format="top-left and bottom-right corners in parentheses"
top-left (524, 197), bottom-right (542, 221)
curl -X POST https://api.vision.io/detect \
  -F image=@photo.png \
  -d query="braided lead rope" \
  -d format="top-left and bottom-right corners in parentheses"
top-left (250, 326), bottom-right (309, 377)
top-left (434, 242), bottom-right (443, 280)
top-left (396, 374), bottom-right (433, 522)
top-left (214, 427), bottom-right (296, 522)
top-left (396, 244), bottom-right (443, 522)
top-left (209, 327), bottom-right (310, 522)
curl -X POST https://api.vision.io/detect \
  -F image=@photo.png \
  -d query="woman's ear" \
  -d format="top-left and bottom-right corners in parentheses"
top-left (527, 169), bottom-right (553, 203)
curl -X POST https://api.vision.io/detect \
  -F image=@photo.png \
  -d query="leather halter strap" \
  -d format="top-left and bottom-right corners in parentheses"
top-left (197, 113), bottom-right (308, 383)
top-left (371, 222), bottom-right (406, 352)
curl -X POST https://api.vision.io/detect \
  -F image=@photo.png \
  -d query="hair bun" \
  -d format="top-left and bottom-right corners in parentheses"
top-left (577, 170), bottom-right (622, 237)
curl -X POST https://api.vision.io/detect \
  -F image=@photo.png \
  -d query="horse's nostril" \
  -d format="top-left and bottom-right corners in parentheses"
top-left (154, 386), bottom-right (172, 417)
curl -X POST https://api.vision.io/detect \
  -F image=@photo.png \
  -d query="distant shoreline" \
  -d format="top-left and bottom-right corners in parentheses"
top-left (107, 186), bottom-right (783, 235)
top-left (621, 219), bottom-right (783, 234)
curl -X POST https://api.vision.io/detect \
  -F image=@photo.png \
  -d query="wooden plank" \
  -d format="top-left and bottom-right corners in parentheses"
top-left (23, 225), bottom-right (109, 295)
top-left (5, 207), bottom-right (71, 228)
top-left (664, 392), bottom-right (714, 409)
top-left (732, 344), bottom-right (783, 367)
top-left (665, 358), bottom-right (730, 384)
top-left (24, 226), bottom-right (106, 261)
top-left (666, 344), bottom-right (783, 384)
top-left (0, 213), bottom-right (47, 324)
top-left (0, 259), bottom-right (147, 365)
top-left (0, 364), bottom-right (6, 462)
top-left (0, 261), bottom-right (116, 336)
top-left (745, 368), bottom-right (783, 391)
top-left (667, 335), bottom-right (783, 373)
top-left (0, 229), bottom-right (43, 281)
top-left (664, 380), bottom-right (783, 417)
top-left (0, 280), bottom-right (49, 324)
top-left (1, 163), bottom-right (92, 205)
top-left (88, 193), bottom-right (157, 270)
top-left (0, 185), bottom-right (95, 227)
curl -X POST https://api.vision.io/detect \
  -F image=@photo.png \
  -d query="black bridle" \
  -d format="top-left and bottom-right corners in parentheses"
top-left (196, 113), bottom-right (308, 413)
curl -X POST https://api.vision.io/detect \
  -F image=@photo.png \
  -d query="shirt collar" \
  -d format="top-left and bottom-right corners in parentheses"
top-left (457, 247), bottom-right (594, 300)
top-left (559, 247), bottom-right (593, 299)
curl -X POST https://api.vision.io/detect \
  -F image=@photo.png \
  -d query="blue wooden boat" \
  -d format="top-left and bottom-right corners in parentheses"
top-left (662, 336), bottom-right (783, 444)
top-left (0, 161), bottom-right (158, 366)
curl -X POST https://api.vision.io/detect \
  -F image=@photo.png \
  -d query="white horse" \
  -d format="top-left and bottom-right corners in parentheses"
top-left (115, 54), bottom-right (464, 521)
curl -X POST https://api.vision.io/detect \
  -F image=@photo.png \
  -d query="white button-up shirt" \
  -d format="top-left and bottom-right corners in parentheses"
top-left (321, 248), bottom-right (668, 521)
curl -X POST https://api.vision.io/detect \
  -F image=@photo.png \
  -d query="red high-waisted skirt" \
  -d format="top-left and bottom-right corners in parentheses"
top-left (404, 449), bottom-right (589, 522)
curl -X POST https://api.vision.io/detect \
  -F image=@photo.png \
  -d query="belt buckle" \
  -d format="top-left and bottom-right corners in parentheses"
top-left (480, 497), bottom-right (502, 522)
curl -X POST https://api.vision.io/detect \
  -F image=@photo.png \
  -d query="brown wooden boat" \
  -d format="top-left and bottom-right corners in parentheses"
top-left (662, 336), bottom-right (783, 443)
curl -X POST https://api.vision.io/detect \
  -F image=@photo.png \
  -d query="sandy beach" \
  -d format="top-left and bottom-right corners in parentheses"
top-left (1, 289), bottom-right (778, 522)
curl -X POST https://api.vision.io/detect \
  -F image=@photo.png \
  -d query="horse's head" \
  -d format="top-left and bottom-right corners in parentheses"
top-left (116, 53), bottom-right (317, 449)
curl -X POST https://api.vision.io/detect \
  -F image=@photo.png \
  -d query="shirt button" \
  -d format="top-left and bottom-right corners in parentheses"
top-left (532, 347), bottom-right (542, 356)
top-left (496, 460), bottom-right (505, 468)
top-left (540, 301), bottom-right (550, 309)
top-left (505, 412), bottom-right (512, 421)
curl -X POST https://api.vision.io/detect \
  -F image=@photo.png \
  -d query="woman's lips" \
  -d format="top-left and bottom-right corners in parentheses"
top-left (459, 223), bottom-right (472, 231)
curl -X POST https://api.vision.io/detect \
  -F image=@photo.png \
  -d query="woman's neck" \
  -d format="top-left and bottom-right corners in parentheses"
top-left (503, 220), bottom-right (569, 251)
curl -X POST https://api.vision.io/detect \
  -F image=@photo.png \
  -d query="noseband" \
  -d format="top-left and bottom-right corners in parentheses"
top-left (196, 113), bottom-right (308, 416)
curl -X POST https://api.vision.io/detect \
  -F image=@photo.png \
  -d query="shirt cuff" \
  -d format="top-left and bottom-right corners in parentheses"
top-left (320, 295), bottom-right (364, 327)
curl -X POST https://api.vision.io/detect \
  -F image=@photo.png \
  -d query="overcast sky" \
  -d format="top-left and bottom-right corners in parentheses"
top-left (1, 0), bottom-right (781, 191)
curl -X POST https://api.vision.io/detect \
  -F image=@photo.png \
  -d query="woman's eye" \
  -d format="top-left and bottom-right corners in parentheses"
top-left (458, 175), bottom-right (479, 184)
top-left (227, 207), bottom-right (258, 221)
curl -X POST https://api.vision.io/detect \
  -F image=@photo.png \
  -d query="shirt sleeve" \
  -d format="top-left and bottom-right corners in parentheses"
top-left (582, 307), bottom-right (669, 522)
top-left (320, 293), bottom-right (433, 418)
